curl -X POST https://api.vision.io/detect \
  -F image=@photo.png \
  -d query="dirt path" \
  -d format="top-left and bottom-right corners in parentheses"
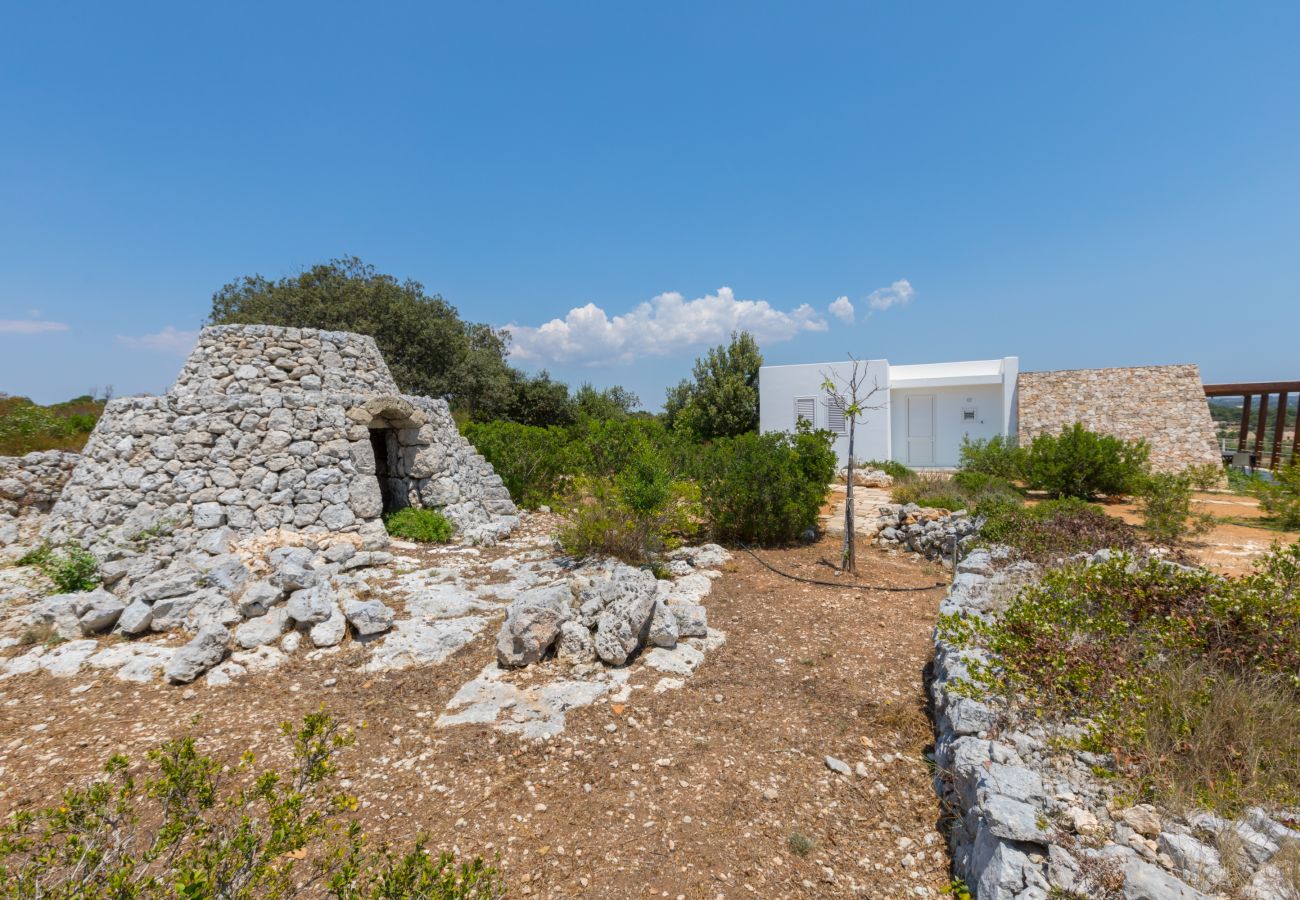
top-left (0, 537), bottom-right (952, 898)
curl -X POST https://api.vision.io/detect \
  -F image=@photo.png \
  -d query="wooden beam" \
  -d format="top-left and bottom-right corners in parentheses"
top-left (1254, 393), bottom-right (1270, 457)
top-left (1238, 395), bottom-right (1253, 452)
top-left (1272, 392), bottom-right (1289, 470)
top-left (1205, 380), bottom-right (1300, 396)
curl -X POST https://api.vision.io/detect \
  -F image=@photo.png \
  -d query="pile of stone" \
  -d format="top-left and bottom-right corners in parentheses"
top-left (932, 548), bottom-right (1300, 899)
top-left (495, 544), bottom-right (727, 670)
top-left (838, 465), bottom-right (893, 488)
top-left (18, 526), bottom-right (397, 685)
top-left (0, 450), bottom-right (80, 556)
top-left (872, 502), bottom-right (979, 562)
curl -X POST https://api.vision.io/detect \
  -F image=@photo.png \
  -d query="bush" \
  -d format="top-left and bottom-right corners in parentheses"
top-left (18, 541), bottom-right (99, 593)
top-left (1136, 470), bottom-right (1215, 545)
top-left (977, 497), bottom-right (1142, 564)
top-left (1253, 461), bottom-right (1300, 529)
top-left (958, 435), bottom-right (1024, 480)
top-left (557, 471), bottom-right (700, 564)
top-left (941, 543), bottom-right (1300, 813)
top-left (1020, 423), bottom-right (1149, 500)
top-left (0, 394), bottom-right (104, 455)
top-left (383, 508), bottom-right (454, 543)
top-left (0, 710), bottom-right (504, 898)
top-left (697, 430), bottom-right (836, 545)
top-left (891, 471), bottom-right (1020, 513)
top-left (460, 420), bottom-right (572, 508)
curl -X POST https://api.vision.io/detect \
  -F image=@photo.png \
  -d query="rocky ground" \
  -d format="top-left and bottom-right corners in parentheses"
top-left (0, 520), bottom-right (953, 898)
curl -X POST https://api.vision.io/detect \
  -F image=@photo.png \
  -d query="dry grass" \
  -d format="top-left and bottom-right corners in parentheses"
top-left (1134, 661), bottom-right (1300, 816)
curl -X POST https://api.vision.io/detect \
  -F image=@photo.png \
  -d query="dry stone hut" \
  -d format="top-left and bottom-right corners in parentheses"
top-left (44, 325), bottom-right (518, 555)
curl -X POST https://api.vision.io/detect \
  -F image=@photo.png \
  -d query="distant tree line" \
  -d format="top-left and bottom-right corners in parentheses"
top-left (208, 256), bottom-right (761, 437)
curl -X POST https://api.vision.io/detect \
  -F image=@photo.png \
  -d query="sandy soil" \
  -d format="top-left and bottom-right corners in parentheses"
top-left (1094, 491), bottom-right (1299, 576)
top-left (0, 534), bottom-right (953, 898)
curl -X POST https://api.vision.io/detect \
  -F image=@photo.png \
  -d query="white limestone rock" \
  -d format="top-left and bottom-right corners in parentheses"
top-left (165, 625), bottom-right (229, 684)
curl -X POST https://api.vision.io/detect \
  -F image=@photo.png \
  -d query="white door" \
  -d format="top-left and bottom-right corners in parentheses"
top-left (906, 395), bottom-right (935, 466)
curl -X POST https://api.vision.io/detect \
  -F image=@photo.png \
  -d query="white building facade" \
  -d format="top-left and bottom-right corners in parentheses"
top-left (758, 357), bottom-right (1019, 469)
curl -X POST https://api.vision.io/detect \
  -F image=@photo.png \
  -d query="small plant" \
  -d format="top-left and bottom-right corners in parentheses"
top-left (0, 709), bottom-right (505, 898)
top-left (557, 468), bottom-right (701, 565)
top-left (1135, 470), bottom-right (1215, 545)
top-left (891, 471), bottom-right (1020, 512)
top-left (128, 517), bottom-right (177, 546)
top-left (1021, 423), bottom-right (1149, 500)
top-left (1252, 461), bottom-right (1300, 529)
top-left (942, 878), bottom-right (973, 900)
top-left (786, 831), bottom-right (815, 857)
top-left (18, 540), bottom-right (99, 593)
top-left (17, 622), bottom-right (59, 647)
top-left (384, 507), bottom-right (455, 543)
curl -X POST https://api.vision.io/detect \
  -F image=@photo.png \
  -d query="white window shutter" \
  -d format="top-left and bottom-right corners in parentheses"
top-left (794, 397), bottom-right (816, 428)
top-left (826, 394), bottom-right (847, 434)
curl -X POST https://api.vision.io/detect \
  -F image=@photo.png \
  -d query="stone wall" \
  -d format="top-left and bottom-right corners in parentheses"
top-left (932, 550), bottom-right (1297, 898)
top-left (43, 325), bottom-right (518, 554)
top-left (1017, 364), bottom-right (1221, 473)
top-left (172, 325), bottom-right (400, 397)
top-left (0, 450), bottom-right (81, 518)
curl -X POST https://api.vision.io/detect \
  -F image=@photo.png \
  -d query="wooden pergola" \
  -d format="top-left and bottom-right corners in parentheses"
top-left (1204, 380), bottom-right (1300, 470)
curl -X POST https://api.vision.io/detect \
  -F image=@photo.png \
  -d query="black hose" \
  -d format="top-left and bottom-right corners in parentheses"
top-left (738, 543), bottom-right (950, 593)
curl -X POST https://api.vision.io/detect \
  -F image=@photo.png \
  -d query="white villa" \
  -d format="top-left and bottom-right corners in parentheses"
top-left (758, 357), bottom-right (1020, 469)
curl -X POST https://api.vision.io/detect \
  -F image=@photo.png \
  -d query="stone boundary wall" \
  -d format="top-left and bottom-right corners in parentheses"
top-left (1017, 365), bottom-right (1222, 473)
top-left (0, 450), bottom-right (81, 518)
top-left (932, 550), bottom-right (1297, 899)
top-left (173, 325), bottom-right (400, 397)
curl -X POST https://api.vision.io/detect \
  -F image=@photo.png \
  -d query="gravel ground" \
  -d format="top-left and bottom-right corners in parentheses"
top-left (0, 532), bottom-right (953, 898)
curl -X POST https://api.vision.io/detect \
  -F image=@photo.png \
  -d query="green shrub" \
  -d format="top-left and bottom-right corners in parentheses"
top-left (891, 471), bottom-right (1020, 513)
top-left (1253, 461), bottom-right (1300, 529)
top-left (0, 710), bottom-right (504, 898)
top-left (461, 420), bottom-right (572, 508)
top-left (383, 508), bottom-right (454, 543)
top-left (0, 394), bottom-right (104, 455)
top-left (1136, 470), bottom-right (1215, 545)
top-left (557, 472), bottom-right (700, 564)
top-left (1020, 423), bottom-right (1149, 500)
top-left (977, 497), bottom-right (1141, 563)
top-left (860, 459), bottom-right (915, 480)
top-left (18, 541), bottom-right (99, 593)
top-left (697, 430), bottom-right (835, 545)
top-left (958, 435), bottom-right (1024, 480)
top-left (941, 543), bottom-right (1300, 813)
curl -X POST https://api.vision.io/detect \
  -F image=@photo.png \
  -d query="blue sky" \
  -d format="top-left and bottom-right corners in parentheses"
top-left (2, 2), bottom-right (1298, 407)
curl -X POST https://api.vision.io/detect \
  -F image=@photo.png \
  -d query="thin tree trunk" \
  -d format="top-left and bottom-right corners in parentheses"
top-left (843, 419), bottom-right (856, 573)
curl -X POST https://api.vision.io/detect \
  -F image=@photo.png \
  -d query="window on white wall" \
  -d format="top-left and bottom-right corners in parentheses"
top-left (794, 396), bottom-right (816, 429)
top-left (825, 394), bottom-right (847, 434)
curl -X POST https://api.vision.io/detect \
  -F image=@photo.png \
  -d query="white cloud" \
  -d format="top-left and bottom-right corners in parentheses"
top-left (0, 319), bottom-right (68, 334)
top-left (867, 278), bottom-right (916, 311)
top-left (828, 295), bottom-right (855, 324)
top-left (116, 326), bottom-right (200, 355)
top-left (507, 286), bottom-right (828, 366)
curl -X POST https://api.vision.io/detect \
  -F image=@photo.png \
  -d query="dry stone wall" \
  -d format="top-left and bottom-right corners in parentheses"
top-left (43, 325), bottom-right (517, 554)
top-left (0, 451), bottom-right (80, 518)
top-left (1017, 364), bottom-right (1221, 473)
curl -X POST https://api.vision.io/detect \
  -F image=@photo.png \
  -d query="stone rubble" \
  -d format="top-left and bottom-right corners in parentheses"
top-left (932, 547), bottom-right (1300, 900)
top-left (873, 502), bottom-right (980, 563)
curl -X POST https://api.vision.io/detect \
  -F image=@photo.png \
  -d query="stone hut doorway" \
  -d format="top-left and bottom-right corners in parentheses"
top-left (348, 396), bottom-right (431, 521)
top-left (368, 427), bottom-right (407, 515)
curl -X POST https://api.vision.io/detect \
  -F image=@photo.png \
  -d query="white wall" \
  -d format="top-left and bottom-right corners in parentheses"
top-left (758, 360), bottom-right (890, 466)
top-left (889, 384), bottom-right (1005, 468)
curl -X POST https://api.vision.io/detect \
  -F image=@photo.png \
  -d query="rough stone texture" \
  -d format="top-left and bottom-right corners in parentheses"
top-left (0, 450), bottom-right (81, 518)
top-left (342, 596), bottom-right (395, 636)
top-left (496, 584), bottom-right (572, 667)
top-left (164, 625), bottom-right (229, 684)
top-left (872, 502), bottom-right (978, 562)
top-left (1017, 365), bottom-right (1222, 473)
top-left (41, 324), bottom-right (518, 557)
